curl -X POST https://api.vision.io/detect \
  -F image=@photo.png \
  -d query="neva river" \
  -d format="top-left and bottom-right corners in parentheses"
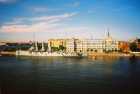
top-left (0, 56), bottom-right (140, 94)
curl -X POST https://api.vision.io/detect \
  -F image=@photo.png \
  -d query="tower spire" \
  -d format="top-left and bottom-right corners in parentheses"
top-left (107, 28), bottom-right (110, 38)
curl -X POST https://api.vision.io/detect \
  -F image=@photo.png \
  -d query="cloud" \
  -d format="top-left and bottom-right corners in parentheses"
top-left (5, 17), bottom-right (27, 25)
top-left (31, 6), bottom-right (64, 13)
top-left (0, 12), bottom-right (78, 32)
top-left (0, 12), bottom-right (94, 40)
top-left (31, 12), bottom-right (78, 22)
top-left (1, 22), bottom-right (60, 32)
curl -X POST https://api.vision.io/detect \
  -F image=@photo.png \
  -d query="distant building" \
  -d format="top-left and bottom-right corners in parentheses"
top-left (75, 39), bottom-right (88, 54)
top-left (48, 39), bottom-right (67, 52)
top-left (118, 41), bottom-right (130, 53)
top-left (104, 32), bottom-right (119, 52)
top-left (48, 39), bottom-right (67, 48)
top-left (66, 38), bottom-right (76, 53)
top-left (130, 38), bottom-right (140, 52)
top-left (135, 39), bottom-right (140, 49)
top-left (74, 39), bottom-right (105, 54)
top-left (86, 39), bottom-right (105, 53)
top-left (74, 32), bottom-right (119, 54)
top-left (47, 32), bottom-right (119, 54)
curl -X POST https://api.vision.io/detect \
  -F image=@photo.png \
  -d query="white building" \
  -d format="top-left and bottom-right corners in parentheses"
top-left (66, 38), bottom-right (76, 53)
top-left (65, 32), bottom-right (119, 54)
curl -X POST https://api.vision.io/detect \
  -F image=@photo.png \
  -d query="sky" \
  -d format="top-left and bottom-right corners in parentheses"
top-left (0, 0), bottom-right (140, 42)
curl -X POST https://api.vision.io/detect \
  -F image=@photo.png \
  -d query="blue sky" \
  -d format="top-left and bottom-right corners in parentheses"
top-left (0, 0), bottom-right (140, 41)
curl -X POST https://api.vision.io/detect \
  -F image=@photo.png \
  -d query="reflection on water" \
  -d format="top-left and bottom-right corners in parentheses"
top-left (88, 56), bottom-right (120, 63)
top-left (0, 56), bottom-right (140, 94)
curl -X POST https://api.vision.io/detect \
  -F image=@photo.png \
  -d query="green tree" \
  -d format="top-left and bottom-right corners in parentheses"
top-left (51, 47), bottom-right (59, 52)
top-left (130, 42), bottom-right (137, 52)
top-left (59, 45), bottom-right (66, 51)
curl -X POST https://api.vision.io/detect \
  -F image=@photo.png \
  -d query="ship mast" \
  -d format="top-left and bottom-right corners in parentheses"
top-left (33, 31), bottom-right (38, 51)
top-left (41, 42), bottom-right (45, 52)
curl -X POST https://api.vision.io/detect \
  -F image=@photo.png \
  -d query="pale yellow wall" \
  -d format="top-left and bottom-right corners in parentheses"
top-left (48, 39), bottom-right (67, 48)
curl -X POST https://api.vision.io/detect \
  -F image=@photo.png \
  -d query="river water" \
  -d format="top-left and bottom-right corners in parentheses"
top-left (0, 56), bottom-right (140, 94)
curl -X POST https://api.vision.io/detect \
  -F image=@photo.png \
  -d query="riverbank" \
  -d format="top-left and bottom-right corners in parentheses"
top-left (0, 51), bottom-right (16, 56)
top-left (88, 52), bottom-right (140, 58)
top-left (1, 51), bottom-right (140, 57)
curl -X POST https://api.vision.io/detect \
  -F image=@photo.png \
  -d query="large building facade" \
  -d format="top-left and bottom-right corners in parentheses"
top-left (118, 41), bottom-right (130, 53)
top-left (65, 32), bottom-right (119, 54)
top-left (48, 32), bottom-right (119, 54)
top-left (48, 39), bottom-right (67, 48)
top-left (129, 38), bottom-right (140, 52)
top-left (65, 38), bottom-right (76, 53)
top-left (75, 39), bottom-right (118, 53)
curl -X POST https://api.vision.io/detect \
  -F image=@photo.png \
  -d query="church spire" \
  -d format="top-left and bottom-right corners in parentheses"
top-left (107, 28), bottom-right (110, 38)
